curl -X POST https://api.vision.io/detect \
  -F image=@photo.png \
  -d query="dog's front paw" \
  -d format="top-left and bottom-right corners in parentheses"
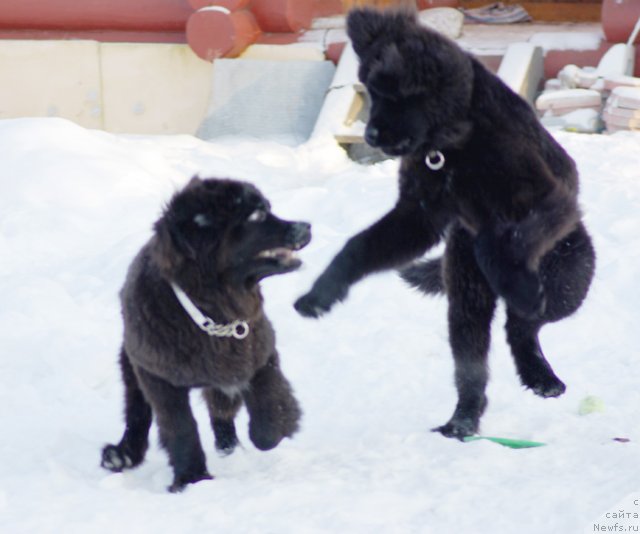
top-left (213, 420), bottom-right (239, 456)
top-left (522, 372), bottom-right (566, 398)
top-left (101, 444), bottom-right (136, 472)
top-left (249, 397), bottom-right (301, 452)
top-left (168, 471), bottom-right (213, 493)
top-left (432, 418), bottom-right (479, 441)
top-left (294, 291), bottom-right (329, 318)
top-left (294, 278), bottom-right (348, 318)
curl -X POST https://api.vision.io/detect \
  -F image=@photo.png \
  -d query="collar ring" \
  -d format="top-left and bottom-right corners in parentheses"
top-left (425, 150), bottom-right (445, 171)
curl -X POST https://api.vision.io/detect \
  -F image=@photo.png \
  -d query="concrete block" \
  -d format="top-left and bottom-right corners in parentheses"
top-left (197, 58), bottom-right (335, 143)
top-left (497, 42), bottom-right (544, 105)
top-left (100, 42), bottom-right (212, 134)
top-left (0, 40), bottom-right (102, 128)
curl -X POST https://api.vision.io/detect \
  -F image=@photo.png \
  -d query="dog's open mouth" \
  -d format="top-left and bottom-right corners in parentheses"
top-left (250, 223), bottom-right (310, 279)
top-left (256, 247), bottom-right (301, 268)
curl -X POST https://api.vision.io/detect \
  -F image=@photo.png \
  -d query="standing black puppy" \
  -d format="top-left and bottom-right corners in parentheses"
top-left (295, 9), bottom-right (595, 439)
top-left (101, 177), bottom-right (310, 491)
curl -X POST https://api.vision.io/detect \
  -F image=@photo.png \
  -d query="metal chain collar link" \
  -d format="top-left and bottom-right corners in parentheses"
top-left (171, 282), bottom-right (250, 340)
top-left (200, 318), bottom-right (250, 340)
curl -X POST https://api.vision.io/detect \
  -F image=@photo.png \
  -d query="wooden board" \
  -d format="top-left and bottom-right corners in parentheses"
top-left (460, 1), bottom-right (601, 22)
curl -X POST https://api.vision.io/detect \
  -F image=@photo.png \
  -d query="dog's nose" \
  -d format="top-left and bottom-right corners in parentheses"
top-left (290, 222), bottom-right (311, 249)
top-left (364, 125), bottom-right (380, 147)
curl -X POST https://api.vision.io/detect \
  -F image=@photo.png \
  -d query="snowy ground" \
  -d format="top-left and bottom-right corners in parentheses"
top-left (0, 117), bottom-right (638, 533)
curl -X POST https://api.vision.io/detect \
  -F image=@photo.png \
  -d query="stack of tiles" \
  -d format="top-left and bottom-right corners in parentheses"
top-left (535, 87), bottom-right (603, 132)
top-left (603, 82), bottom-right (640, 133)
top-left (536, 88), bottom-right (603, 117)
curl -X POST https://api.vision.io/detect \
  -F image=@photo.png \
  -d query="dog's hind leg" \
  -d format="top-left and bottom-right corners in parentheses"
top-left (505, 314), bottom-right (565, 397)
top-left (202, 388), bottom-right (242, 455)
top-left (505, 222), bottom-right (595, 398)
top-left (537, 222), bottom-right (595, 324)
top-left (135, 366), bottom-right (211, 492)
top-left (243, 354), bottom-right (301, 451)
top-left (434, 228), bottom-right (497, 440)
top-left (101, 348), bottom-right (153, 473)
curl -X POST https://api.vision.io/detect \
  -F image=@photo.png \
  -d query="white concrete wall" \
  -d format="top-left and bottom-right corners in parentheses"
top-left (0, 40), bottom-right (213, 134)
top-left (0, 40), bottom-right (104, 129)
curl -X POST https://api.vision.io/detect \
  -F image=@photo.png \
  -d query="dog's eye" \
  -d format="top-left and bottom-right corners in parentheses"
top-left (193, 213), bottom-right (212, 227)
top-left (247, 209), bottom-right (267, 223)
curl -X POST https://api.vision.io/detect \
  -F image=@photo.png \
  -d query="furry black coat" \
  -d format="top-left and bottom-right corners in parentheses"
top-left (296, 9), bottom-right (595, 439)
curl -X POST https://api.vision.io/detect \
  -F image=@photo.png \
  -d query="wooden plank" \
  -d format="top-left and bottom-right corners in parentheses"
top-left (335, 132), bottom-right (366, 143)
top-left (335, 120), bottom-right (366, 143)
top-left (345, 92), bottom-right (365, 126)
top-left (460, 2), bottom-right (601, 22)
top-left (311, 42), bottom-right (363, 140)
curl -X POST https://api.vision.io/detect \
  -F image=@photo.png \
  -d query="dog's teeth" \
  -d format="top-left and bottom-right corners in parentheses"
top-left (257, 248), bottom-right (296, 260)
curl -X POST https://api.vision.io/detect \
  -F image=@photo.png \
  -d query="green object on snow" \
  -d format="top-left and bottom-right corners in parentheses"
top-left (578, 395), bottom-right (605, 415)
top-left (463, 436), bottom-right (547, 449)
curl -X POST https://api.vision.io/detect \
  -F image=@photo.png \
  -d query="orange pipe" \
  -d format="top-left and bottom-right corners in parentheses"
top-left (0, 0), bottom-right (193, 32)
top-left (187, 8), bottom-right (261, 60)
top-left (188, 0), bottom-right (251, 10)
top-left (251, 0), bottom-right (313, 33)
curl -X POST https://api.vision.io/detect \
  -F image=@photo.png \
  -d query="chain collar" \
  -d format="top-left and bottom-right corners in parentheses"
top-left (170, 282), bottom-right (249, 340)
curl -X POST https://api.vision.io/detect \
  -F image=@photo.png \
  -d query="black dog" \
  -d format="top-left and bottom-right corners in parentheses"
top-left (295, 9), bottom-right (595, 439)
top-left (101, 177), bottom-right (311, 491)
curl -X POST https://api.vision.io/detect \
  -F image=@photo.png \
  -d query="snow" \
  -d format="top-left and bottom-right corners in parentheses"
top-left (528, 31), bottom-right (603, 53)
top-left (1, 117), bottom-right (639, 533)
top-left (455, 23), bottom-right (602, 58)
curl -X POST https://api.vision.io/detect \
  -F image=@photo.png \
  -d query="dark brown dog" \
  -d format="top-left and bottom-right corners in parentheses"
top-left (101, 177), bottom-right (311, 492)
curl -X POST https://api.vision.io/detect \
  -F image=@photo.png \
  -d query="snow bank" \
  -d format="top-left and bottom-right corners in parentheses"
top-left (0, 118), bottom-right (639, 533)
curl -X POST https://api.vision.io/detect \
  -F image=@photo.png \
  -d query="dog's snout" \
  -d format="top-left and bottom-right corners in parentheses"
top-left (364, 125), bottom-right (380, 147)
top-left (290, 222), bottom-right (311, 249)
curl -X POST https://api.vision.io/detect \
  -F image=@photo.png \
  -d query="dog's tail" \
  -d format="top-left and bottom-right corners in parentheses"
top-left (399, 257), bottom-right (445, 295)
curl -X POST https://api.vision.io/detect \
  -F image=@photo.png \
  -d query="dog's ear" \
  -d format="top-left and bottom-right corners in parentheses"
top-left (151, 215), bottom-right (197, 273)
top-left (347, 8), bottom-right (414, 58)
top-left (184, 175), bottom-right (203, 190)
top-left (347, 8), bottom-right (387, 58)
